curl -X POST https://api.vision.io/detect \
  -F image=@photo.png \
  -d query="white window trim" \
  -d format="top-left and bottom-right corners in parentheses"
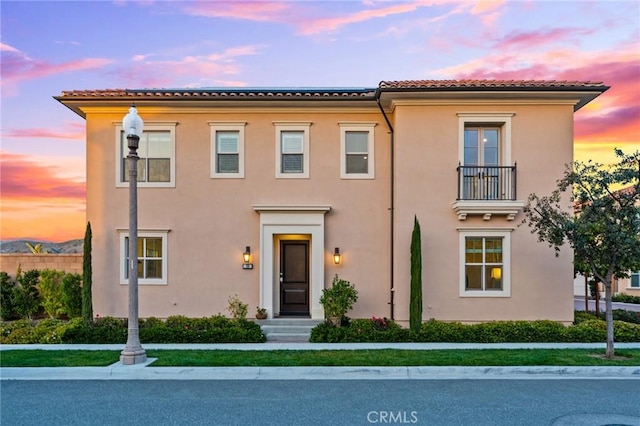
top-left (457, 113), bottom-right (514, 166)
top-left (274, 122), bottom-right (311, 179)
top-left (115, 122), bottom-right (177, 188)
top-left (339, 122), bottom-right (376, 179)
top-left (119, 230), bottom-right (169, 285)
top-left (458, 228), bottom-right (512, 297)
top-left (209, 121), bottom-right (246, 178)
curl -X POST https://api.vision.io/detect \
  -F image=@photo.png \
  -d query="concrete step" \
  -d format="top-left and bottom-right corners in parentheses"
top-left (257, 319), bottom-right (323, 327)
top-left (257, 319), bottom-right (323, 343)
top-left (266, 333), bottom-right (312, 342)
top-left (261, 325), bottom-right (318, 334)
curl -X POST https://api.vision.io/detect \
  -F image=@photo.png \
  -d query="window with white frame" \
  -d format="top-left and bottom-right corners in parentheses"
top-left (339, 122), bottom-right (376, 179)
top-left (119, 230), bottom-right (168, 285)
top-left (459, 229), bottom-right (511, 297)
top-left (630, 271), bottom-right (639, 288)
top-left (274, 122), bottom-right (311, 178)
top-left (457, 113), bottom-right (513, 201)
top-left (209, 122), bottom-right (246, 178)
top-left (115, 122), bottom-right (177, 188)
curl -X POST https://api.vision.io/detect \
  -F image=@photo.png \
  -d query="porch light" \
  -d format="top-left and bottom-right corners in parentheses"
top-left (490, 267), bottom-right (502, 280)
top-left (243, 246), bottom-right (251, 263)
top-left (333, 247), bottom-right (341, 265)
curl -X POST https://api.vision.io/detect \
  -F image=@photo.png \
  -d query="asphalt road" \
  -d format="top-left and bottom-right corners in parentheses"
top-left (2, 379), bottom-right (639, 426)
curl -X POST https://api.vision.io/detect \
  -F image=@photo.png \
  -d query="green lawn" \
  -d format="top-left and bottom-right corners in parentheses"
top-left (1, 349), bottom-right (639, 367)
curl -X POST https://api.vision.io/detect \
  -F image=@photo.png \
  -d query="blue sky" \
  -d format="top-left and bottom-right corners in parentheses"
top-left (1, 0), bottom-right (639, 241)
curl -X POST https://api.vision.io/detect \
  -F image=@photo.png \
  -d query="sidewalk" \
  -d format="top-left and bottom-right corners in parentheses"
top-left (2, 342), bottom-right (639, 381)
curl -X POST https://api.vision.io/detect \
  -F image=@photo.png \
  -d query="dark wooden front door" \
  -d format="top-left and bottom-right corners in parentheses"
top-left (279, 240), bottom-right (309, 316)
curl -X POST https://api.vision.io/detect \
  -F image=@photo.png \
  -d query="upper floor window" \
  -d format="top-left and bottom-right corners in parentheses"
top-left (115, 122), bottom-right (177, 188)
top-left (339, 122), bottom-right (376, 179)
top-left (456, 113), bottom-right (518, 205)
top-left (274, 122), bottom-right (311, 179)
top-left (459, 229), bottom-right (512, 297)
top-left (458, 113), bottom-right (513, 166)
top-left (209, 122), bottom-right (246, 178)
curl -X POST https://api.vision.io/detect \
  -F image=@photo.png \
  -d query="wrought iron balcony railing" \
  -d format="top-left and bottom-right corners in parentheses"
top-left (456, 164), bottom-right (517, 201)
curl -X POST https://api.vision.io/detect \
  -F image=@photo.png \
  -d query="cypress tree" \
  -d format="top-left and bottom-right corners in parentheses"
top-left (82, 222), bottom-right (93, 322)
top-left (410, 215), bottom-right (423, 333)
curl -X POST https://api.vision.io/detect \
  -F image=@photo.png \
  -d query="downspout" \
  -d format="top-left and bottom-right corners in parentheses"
top-left (376, 91), bottom-right (395, 320)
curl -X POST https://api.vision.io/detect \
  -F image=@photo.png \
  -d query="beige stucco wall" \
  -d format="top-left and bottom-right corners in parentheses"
top-left (87, 108), bottom-right (391, 319)
top-left (392, 103), bottom-right (575, 324)
top-left (85, 99), bottom-right (578, 323)
top-left (0, 254), bottom-right (83, 277)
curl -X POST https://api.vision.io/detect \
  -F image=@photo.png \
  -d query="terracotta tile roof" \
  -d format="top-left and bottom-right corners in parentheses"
top-left (57, 80), bottom-right (608, 101)
top-left (57, 87), bottom-right (377, 100)
top-left (378, 80), bottom-right (608, 90)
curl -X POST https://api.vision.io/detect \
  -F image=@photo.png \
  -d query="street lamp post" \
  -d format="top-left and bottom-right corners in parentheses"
top-left (120, 105), bottom-right (147, 365)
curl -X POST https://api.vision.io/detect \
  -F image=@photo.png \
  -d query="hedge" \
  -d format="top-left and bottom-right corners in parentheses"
top-left (310, 316), bottom-right (640, 343)
top-left (0, 315), bottom-right (266, 344)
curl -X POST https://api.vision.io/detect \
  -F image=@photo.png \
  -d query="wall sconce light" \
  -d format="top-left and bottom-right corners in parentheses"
top-left (490, 267), bottom-right (501, 280)
top-left (242, 246), bottom-right (253, 269)
top-left (333, 247), bottom-right (341, 265)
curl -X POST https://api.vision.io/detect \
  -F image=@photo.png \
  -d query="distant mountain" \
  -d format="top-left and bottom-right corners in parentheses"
top-left (0, 239), bottom-right (83, 254)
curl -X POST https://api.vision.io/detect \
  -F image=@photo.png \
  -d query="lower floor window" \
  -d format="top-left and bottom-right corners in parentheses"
top-left (631, 272), bottom-right (639, 288)
top-left (459, 229), bottom-right (511, 297)
top-left (465, 237), bottom-right (503, 291)
top-left (119, 230), bottom-right (168, 285)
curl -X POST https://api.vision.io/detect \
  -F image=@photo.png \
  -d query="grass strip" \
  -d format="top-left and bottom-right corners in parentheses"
top-left (0, 350), bottom-right (119, 367)
top-left (1, 349), bottom-right (639, 367)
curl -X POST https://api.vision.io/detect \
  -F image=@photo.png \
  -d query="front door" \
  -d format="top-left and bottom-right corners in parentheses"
top-left (279, 240), bottom-right (309, 316)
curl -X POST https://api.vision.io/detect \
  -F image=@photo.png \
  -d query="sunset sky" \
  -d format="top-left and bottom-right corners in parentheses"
top-left (1, 0), bottom-right (639, 242)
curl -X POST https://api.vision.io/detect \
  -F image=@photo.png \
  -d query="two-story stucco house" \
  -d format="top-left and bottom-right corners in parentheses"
top-left (56, 80), bottom-right (608, 325)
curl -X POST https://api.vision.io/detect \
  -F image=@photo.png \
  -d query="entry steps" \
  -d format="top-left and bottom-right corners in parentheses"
top-left (258, 318), bottom-right (323, 342)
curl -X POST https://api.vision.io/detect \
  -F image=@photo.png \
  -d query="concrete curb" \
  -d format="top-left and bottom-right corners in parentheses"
top-left (2, 365), bottom-right (639, 381)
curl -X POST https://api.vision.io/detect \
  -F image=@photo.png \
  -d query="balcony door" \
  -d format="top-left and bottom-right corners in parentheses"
top-left (463, 127), bottom-right (500, 199)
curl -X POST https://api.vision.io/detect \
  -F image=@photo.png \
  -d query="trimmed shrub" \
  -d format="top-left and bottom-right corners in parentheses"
top-left (13, 268), bottom-right (40, 320)
top-left (0, 272), bottom-right (16, 320)
top-left (310, 317), bottom-right (409, 343)
top-left (320, 275), bottom-right (358, 326)
top-left (1, 315), bottom-right (266, 344)
top-left (38, 269), bottom-right (66, 318)
top-left (62, 273), bottom-right (83, 318)
top-left (413, 319), bottom-right (470, 343)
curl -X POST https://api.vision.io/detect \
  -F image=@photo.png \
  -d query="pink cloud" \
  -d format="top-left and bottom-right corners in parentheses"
top-left (3, 123), bottom-right (85, 140)
top-left (113, 45), bottom-right (261, 88)
top-left (493, 27), bottom-right (594, 51)
top-left (0, 152), bottom-right (85, 201)
top-left (182, 1), bottom-right (292, 22)
top-left (434, 43), bottom-right (639, 149)
top-left (0, 43), bottom-right (112, 94)
top-left (181, 1), bottom-right (504, 36)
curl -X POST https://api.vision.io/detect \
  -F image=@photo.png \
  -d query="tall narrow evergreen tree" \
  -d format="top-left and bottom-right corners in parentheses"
top-left (410, 215), bottom-right (423, 333)
top-left (82, 222), bottom-right (93, 322)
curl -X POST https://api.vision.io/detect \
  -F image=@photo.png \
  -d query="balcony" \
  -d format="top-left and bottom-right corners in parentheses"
top-left (452, 164), bottom-right (524, 221)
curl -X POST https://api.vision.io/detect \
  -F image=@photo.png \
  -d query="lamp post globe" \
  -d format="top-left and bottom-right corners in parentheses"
top-left (120, 104), bottom-right (147, 365)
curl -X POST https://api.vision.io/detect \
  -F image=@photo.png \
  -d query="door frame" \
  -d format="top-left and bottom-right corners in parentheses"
top-left (253, 205), bottom-right (330, 319)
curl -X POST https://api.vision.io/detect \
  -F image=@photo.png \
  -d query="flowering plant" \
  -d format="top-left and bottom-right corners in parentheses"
top-left (371, 316), bottom-right (390, 331)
